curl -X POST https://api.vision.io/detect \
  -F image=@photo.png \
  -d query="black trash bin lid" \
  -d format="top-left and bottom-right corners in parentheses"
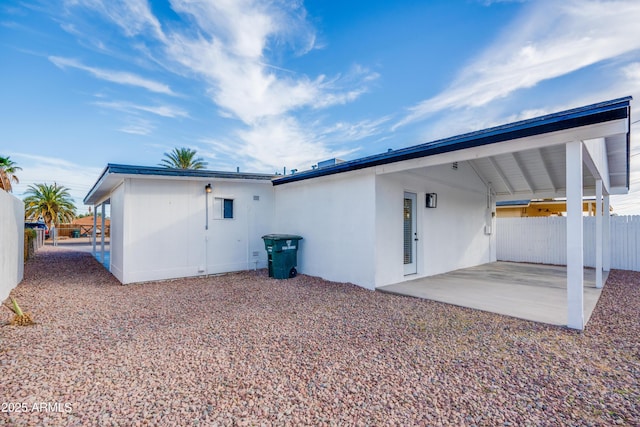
top-left (261, 234), bottom-right (303, 240)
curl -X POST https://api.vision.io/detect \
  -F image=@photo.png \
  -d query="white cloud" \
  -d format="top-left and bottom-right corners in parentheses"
top-left (199, 116), bottom-right (358, 173)
top-left (119, 118), bottom-right (155, 135)
top-left (9, 153), bottom-right (103, 208)
top-left (320, 116), bottom-right (392, 142)
top-left (156, 1), bottom-right (379, 168)
top-left (622, 62), bottom-right (640, 82)
top-left (49, 56), bottom-right (176, 95)
top-left (480, 0), bottom-right (528, 5)
top-left (63, 0), bottom-right (377, 172)
top-left (64, 0), bottom-right (165, 41)
top-left (394, 0), bottom-right (640, 129)
top-left (94, 100), bottom-right (188, 118)
top-left (163, 32), bottom-right (377, 125)
top-left (234, 117), bottom-right (356, 172)
top-left (168, 0), bottom-right (277, 59)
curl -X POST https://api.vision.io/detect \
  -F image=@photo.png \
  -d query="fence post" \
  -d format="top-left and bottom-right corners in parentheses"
top-left (595, 180), bottom-right (603, 288)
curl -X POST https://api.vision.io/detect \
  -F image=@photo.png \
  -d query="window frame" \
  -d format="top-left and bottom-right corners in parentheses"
top-left (213, 197), bottom-right (235, 220)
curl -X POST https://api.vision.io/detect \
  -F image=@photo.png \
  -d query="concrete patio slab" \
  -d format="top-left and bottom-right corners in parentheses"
top-left (377, 262), bottom-right (606, 327)
top-left (46, 238), bottom-right (111, 269)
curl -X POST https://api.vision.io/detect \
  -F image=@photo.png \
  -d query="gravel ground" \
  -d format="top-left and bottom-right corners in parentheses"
top-left (1, 247), bottom-right (638, 426)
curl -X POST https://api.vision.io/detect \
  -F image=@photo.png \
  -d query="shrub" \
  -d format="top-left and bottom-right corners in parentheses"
top-left (24, 228), bottom-right (37, 261)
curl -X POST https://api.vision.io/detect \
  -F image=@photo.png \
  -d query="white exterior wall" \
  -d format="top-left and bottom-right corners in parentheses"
top-left (205, 180), bottom-right (275, 274)
top-left (109, 183), bottom-right (125, 282)
top-left (274, 171), bottom-right (377, 289)
top-left (375, 163), bottom-right (495, 288)
top-left (117, 178), bottom-right (274, 284)
top-left (0, 191), bottom-right (24, 302)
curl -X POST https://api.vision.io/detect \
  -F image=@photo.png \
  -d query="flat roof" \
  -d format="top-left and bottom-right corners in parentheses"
top-left (84, 163), bottom-right (275, 205)
top-left (496, 200), bottom-right (531, 207)
top-left (273, 97), bottom-right (631, 186)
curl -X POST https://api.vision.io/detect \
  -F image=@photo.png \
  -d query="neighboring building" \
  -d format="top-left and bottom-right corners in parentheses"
top-left (496, 199), bottom-right (612, 217)
top-left (55, 215), bottom-right (111, 238)
top-left (72, 215), bottom-right (111, 226)
top-left (85, 98), bottom-right (631, 300)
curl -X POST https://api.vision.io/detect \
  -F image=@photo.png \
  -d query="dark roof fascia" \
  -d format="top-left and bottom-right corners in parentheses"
top-left (496, 200), bottom-right (531, 207)
top-left (273, 97), bottom-right (632, 186)
top-left (104, 164), bottom-right (276, 180)
top-left (84, 164), bottom-right (276, 204)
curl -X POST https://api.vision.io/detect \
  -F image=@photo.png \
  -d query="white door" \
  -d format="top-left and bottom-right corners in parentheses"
top-left (403, 192), bottom-right (418, 275)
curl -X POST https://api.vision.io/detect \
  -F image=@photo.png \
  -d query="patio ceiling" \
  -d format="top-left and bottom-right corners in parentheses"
top-left (374, 103), bottom-right (630, 201)
top-left (463, 133), bottom-right (628, 201)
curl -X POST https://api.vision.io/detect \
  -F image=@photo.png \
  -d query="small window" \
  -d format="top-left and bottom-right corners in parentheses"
top-left (223, 199), bottom-right (233, 219)
top-left (213, 197), bottom-right (234, 219)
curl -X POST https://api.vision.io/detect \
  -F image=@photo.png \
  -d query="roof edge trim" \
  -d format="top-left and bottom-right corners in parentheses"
top-left (273, 97), bottom-right (632, 186)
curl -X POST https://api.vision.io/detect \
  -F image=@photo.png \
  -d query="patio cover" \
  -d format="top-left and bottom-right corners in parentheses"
top-left (274, 97), bottom-right (632, 330)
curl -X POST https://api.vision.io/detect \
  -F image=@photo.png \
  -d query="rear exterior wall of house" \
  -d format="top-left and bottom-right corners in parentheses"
top-left (374, 162), bottom-right (496, 288)
top-left (111, 178), bottom-right (274, 284)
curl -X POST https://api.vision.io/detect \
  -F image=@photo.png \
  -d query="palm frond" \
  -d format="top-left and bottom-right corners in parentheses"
top-left (23, 182), bottom-right (76, 227)
top-left (159, 147), bottom-right (207, 170)
top-left (0, 155), bottom-right (21, 192)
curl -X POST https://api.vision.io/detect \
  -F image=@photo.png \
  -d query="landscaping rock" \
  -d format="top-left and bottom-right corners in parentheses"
top-left (0, 247), bottom-right (638, 426)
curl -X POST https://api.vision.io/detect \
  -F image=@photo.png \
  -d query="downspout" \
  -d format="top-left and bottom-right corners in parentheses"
top-left (486, 183), bottom-right (496, 262)
top-left (204, 184), bottom-right (212, 275)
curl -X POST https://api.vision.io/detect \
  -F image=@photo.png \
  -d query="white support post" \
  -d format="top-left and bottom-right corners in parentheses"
top-left (566, 141), bottom-right (584, 330)
top-left (101, 203), bottom-right (106, 265)
top-left (92, 208), bottom-right (97, 256)
top-left (604, 195), bottom-right (611, 272)
top-left (595, 179), bottom-right (603, 289)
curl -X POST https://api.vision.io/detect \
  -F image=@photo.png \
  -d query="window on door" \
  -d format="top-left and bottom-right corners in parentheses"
top-left (404, 192), bottom-right (417, 275)
top-left (404, 197), bottom-right (413, 264)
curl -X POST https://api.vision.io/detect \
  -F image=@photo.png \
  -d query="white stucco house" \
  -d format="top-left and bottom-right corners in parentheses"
top-left (85, 97), bottom-right (632, 328)
top-left (84, 166), bottom-right (275, 284)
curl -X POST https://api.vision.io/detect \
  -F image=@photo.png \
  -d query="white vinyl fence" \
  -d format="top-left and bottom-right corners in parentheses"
top-left (497, 216), bottom-right (640, 272)
top-left (0, 190), bottom-right (25, 302)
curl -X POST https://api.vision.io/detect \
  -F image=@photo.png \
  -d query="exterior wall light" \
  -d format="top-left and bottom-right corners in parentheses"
top-left (205, 183), bottom-right (212, 230)
top-left (426, 193), bottom-right (437, 208)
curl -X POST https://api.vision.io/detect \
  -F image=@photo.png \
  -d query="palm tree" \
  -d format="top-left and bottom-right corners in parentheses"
top-left (159, 147), bottom-right (207, 169)
top-left (0, 156), bottom-right (22, 192)
top-left (23, 183), bottom-right (76, 229)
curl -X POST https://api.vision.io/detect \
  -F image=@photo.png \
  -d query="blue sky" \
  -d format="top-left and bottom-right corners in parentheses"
top-left (1, 0), bottom-right (639, 214)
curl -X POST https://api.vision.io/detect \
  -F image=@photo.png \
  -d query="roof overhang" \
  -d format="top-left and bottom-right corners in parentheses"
top-left (84, 164), bottom-right (275, 205)
top-left (273, 97), bottom-right (632, 199)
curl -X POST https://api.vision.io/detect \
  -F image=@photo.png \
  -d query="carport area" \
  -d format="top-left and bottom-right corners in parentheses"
top-left (378, 261), bottom-right (606, 327)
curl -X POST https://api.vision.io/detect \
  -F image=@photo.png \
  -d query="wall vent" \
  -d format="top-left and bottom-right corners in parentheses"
top-left (253, 195), bottom-right (260, 201)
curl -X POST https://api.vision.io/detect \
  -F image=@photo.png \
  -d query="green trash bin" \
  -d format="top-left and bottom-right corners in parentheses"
top-left (262, 234), bottom-right (303, 279)
top-left (71, 229), bottom-right (80, 238)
